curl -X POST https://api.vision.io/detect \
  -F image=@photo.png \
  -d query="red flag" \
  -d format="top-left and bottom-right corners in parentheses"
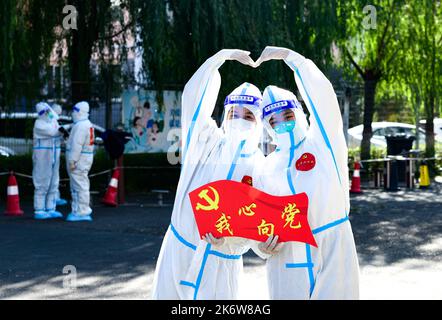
top-left (189, 180), bottom-right (317, 247)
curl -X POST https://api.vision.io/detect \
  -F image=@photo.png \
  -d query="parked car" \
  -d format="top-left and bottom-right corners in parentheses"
top-left (0, 112), bottom-right (102, 155)
top-left (347, 122), bottom-right (426, 149)
top-left (0, 145), bottom-right (13, 157)
top-left (419, 118), bottom-right (442, 143)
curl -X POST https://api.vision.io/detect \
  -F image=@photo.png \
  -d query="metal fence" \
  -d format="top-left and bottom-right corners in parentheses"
top-left (0, 101), bottom-right (123, 156)
top-left (354, 156), bottom-right (441, 190)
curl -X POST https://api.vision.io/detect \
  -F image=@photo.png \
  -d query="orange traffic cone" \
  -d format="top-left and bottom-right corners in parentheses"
top-left (4, 172), bottom-right (24, 216)
top-left (101, 169), bottom-right (119, 207)
top-left (350, 161), bottom-right (362, 194)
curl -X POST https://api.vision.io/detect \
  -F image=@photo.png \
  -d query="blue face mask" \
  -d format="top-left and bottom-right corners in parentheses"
top-left (274, 120), bottom-right (296, 134)
top-left (43, 108), bottom-right (54, 120)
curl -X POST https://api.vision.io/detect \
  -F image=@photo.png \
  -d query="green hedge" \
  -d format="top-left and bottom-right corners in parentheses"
top-left (115, 152), bottom-right (181, 193)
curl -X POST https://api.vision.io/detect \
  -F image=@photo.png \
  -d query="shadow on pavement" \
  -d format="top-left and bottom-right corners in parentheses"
top-left (350, 183), bottom-right (442, 266)
top-left (1, 184), bottom-right (441, 298)
top-left (0, 193), bottom-right (172, 299)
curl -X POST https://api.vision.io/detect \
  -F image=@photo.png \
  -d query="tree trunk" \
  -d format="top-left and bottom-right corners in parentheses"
top-left (104, 66), bottom-right (113, 130)
top-left (68, 0), bottom-right (99, 104)
top-left (424, 12), bottom-right (436, 173)
top-left (361, 78), bottom-right (378, 160)
top-left (70, 33), bottom-right (93, 103)
top-left (414, 89), bottom-right (421, 151)
top-left (424, 95), bottom-right (435, 158)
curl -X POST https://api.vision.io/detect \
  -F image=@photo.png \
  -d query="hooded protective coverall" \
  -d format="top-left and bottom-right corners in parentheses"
top-left (152, 49), bottom-right (264, 300)
top-left (66, 101), bottom-right (94, 220)
top-left (32, 102), bottom-right (63, 218)
top-left (253, 47), bottom-right (359, 299)
top-left (52, 103), bottom-right (69, 206)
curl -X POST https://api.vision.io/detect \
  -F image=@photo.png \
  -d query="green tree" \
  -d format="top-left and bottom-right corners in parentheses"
top-left (0, 0), bottom-right (64, 110)
top-left (404, 0), bottom-right (441, 161)
top-left (339, 0), bottom-right (407, 160)
top-left (392, 0), bottom-right (441, 170)
top-left (134, 0), bottom-right (344, 119)
top-left (64, 0), bottom-right (113, 103)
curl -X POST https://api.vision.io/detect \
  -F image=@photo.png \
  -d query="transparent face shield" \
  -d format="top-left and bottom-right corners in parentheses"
top-left (260, 99), bottom-right (309, 155)
top-left (268, 108), bottom-right (296, 133)
top-left (222, 105), bottom-right (258, 142)
top-left (262, 100), bottom-right (300, 135)
top-left (38, 106), bottom-right (58, 121)
top-left (226, 104), bottom-right (256, 121)
top-left (222, 95), bottom-right (262, 136)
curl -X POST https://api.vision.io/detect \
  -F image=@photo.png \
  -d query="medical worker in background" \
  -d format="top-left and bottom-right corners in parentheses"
top-left (51, 103), bottom-right (69, 206)
top-left (66, 101), bottom-right (95, 222)
top-left (32, 102), bottom-right (65, 220)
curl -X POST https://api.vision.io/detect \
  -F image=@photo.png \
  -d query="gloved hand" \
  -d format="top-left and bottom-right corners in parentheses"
top-left (255, 46), bottom-right (305, 67)
top-left (202, 232), bottom-right (225, 247)
top-left (258, 235), bottom-right (284, 255)
top-left (69, 161), bottom-right (77, 171)
top-left (58, 126), bottom-right (69, 139)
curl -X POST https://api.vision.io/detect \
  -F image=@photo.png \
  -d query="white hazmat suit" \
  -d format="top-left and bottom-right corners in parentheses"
top-left (32, 102), bottom-right (64, 219)
top-left (52, 103), bottom-right (69, 206)
top-left (253, 47), bottom-right (360, 299)
top-left (66, 101), bottom-right (95, 222)
top-left (152, 49), bottom-right (264, 300)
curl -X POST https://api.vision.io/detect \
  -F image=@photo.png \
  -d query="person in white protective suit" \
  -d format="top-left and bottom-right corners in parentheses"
top-left (32, 102), bottom-right (66, 220)
top-left (65, 101), bottom-right (95, 222)
top-left (51, 103), bottom-right (69, 206)
top-left (152, 49), bottom-right (269, 300)
top-left (252, 47), bottom-right (360, 299)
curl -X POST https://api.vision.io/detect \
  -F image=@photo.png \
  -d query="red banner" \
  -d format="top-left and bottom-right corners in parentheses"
top-left (189, 180), bottom-right (317, 247)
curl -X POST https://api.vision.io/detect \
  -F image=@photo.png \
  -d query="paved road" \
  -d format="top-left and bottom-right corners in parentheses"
top-left (0, 183), bottom-right (441, 299)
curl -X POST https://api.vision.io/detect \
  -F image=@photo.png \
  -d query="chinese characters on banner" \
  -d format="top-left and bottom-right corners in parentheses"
top-left (189, 180), bottom-right (317, 247)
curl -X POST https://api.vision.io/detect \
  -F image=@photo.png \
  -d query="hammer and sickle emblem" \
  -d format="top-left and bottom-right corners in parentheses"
top-left (196, 186), bottom-right (220, 211)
